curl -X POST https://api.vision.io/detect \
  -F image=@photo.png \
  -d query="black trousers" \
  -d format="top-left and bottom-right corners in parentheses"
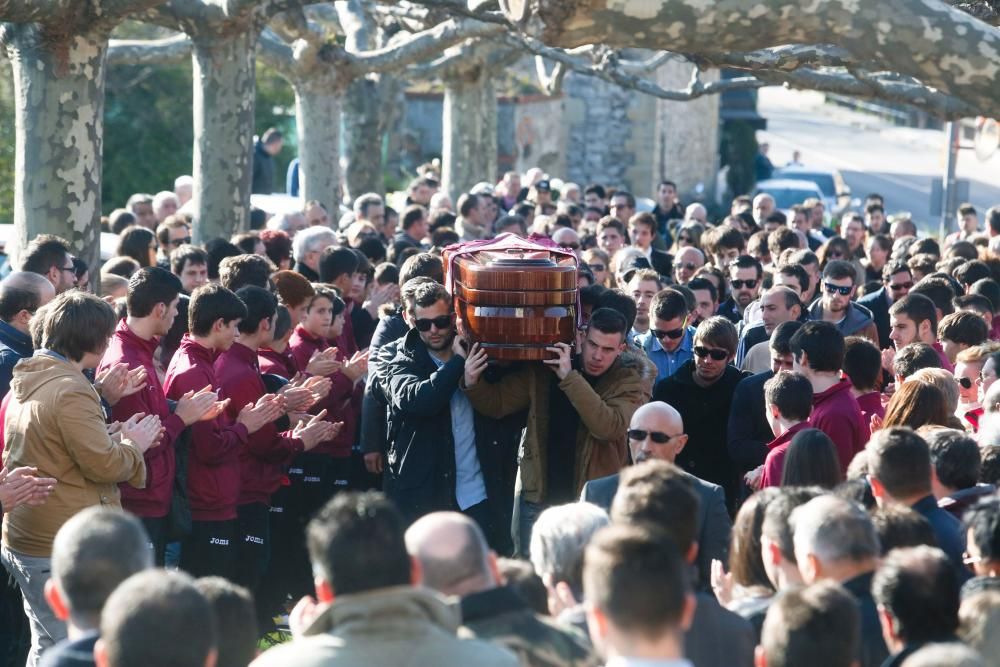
top-left (180, 519), bottom-right (237, 580)
top-left (233, 503), bottom-right (271, 593)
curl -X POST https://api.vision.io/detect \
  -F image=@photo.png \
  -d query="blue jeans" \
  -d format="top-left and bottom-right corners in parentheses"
top-left (1, 546), bottom-right (67, 666)
top-left (513, 495), bottom-right (546, 559)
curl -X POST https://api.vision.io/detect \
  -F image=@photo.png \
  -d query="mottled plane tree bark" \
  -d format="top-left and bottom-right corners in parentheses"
top-left (0, 0), bottom-right (166, 273)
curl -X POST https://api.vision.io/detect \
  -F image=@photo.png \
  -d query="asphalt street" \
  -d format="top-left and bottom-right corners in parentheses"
top-left (757, 88), bottom-right (1000, 235)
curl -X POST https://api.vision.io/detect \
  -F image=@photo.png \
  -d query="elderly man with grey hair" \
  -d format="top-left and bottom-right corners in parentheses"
top-left (790, 495), bottom-right (888, 667)
top-left (529, 502), bottom-right (609, 633)
top-left (266, 210), bottom-right (309, 238)
top-left (40, 507), bottom-right (152, 667)
top-left (406, 512), bottom-right (597, 665)
top-left (291, 225), bottom-right (338, 282)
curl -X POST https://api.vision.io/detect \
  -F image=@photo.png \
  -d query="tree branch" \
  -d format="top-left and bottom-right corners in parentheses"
top-left (693, 44), bottom-right (857, 72)
top-left (344, 17), bottom-right (503, 74)
top-left (944, 0), bottom-right (1000, 25)
top-left (107, 32), bottom-right (192, 65)
top-left (257, 27), bottom-right (297, 77)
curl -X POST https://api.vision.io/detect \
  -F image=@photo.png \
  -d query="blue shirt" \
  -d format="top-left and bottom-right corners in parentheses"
top-left (429, 353), bottom-right (487, 511)
top-left (636, 326), bottom-right (695, 383)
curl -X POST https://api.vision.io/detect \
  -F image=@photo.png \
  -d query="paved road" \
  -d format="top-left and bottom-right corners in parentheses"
top-left (757, 88), bottom-right (1000, 235)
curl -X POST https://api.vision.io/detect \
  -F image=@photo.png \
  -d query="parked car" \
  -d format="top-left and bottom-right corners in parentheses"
top-left (773, 166), bottom-right (853, 216)
top-left (752, 178), bottom-right (826, 217)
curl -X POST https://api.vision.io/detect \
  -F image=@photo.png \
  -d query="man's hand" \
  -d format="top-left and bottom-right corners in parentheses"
top-left (288, 595), bottom-right (327, 638)
top-left (543, 342), bottom-right (573, 380)
top-left (364, 452), bottom-right (384, 474)
top-left (881, 347), bottom-right (896, 373)
top-left (281, 386), bottom-right (318, 413)
top-left (452, 333), bottom-right (470, 359)
top-left (463, 344), bottom-right (489, 388)
top-left (0, 466), bottom-right (56, 512)
top-left (175, 385), bottom-right (221, 426)
top-left (120, 413), bottom-right (163, 453)
top-left (744, 465), bottom-right (764, 492)
top-left (95, 363), bottom-right (146, 406)
top-left (302, 375), bottom-right (332, 401)
top-left (341, 350), bottom-right (369, 383)
top-left (710, 559), bottom-right (735, 607)
top-left (364, 283), bottom-right (400, 317)
top-left (293, 410), bottom-right (342, 451)
top-left (236, 394), bottom-right (285, 434)
top-left (306, 348), bottom-right (342, 377)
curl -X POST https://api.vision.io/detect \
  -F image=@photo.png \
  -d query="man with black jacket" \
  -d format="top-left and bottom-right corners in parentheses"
top-left (373, 282), bottom-right (506, 548)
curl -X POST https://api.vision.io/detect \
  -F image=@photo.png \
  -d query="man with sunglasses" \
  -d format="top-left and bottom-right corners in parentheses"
top-left (581, 401), bottom-right (731, 590)
top-left (464, 307), bottom-right (647, 555)
top-left (654, 317), bottom-right (747, 510)
top-left (155, 217), bottom-right (192, 269)
top-left (858, 262), bottom-right (912, 350)
top-left (717, 255), bottom-right (762, 326)
top-left (673, 247), bottom-right (705, 286)
top-left (808, 260), bottom-right (879, 347)
top-left (20, 234), bottom-right (77, 294)
top-left (635, 289), bottom-right (696, 383)
top-left (375, 282), bottom-right (506, 549)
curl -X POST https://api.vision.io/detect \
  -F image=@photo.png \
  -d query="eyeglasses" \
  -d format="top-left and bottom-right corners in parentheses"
top-left (677, 262), bottom-right (699, 272)
top-left (694, 346), bottom-right (729, 361)
top-left (627, 429), bottom-right (682, 444)
top-left (652, 324), bottom-right (687, 341)
top-left (170, 237), bottom-right (193, 247)
top-left (414, 315), bottom-right (453, 332)
top-left (888, 281), bottom-right (913, 291)
top-left (587, 263), bottom-right (606, 272)
top-left (958, 376), bottom-right (974, 389)
top-left (60, 265), bottom-right (75, 274)
top-left (824, 282), bottom-right (853, 296)
top-left (731, 279), bottom-right (758, 289)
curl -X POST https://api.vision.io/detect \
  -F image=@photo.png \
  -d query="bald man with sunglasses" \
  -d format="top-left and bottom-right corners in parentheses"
top-left (581, 401), bottom-right (732, 590)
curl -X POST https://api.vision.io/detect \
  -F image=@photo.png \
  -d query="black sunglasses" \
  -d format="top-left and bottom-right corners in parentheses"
top-left (694, 346), bottom-right (729, 361)
top-left (731, 279), bottom-right (758, 289)
top-left (653, 327), bottom-right (687, 341)
top-left (627, 429), bottom-right (678, 444)
top-left (677, 262), bottom-right (699, 271)
top-left (824, 282), bottom-right (853, 296)
top-left (889, 281), bottom-right (913, 291)
top-left (587, 263), bottom-right (606, 272)
top-left (958, 376), bottom-right (974, 389)
top-left (170, 236), bottom-right (193, 247)
top-left (414, 315), bottom-right (453, 332)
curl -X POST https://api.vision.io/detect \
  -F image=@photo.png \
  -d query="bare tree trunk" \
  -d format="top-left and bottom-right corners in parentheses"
top-left (342, 77), bottom-right (384, 199)
top-left (6, 24), bottom-right (106, 273)
top-left (294, 79), bottom-right (343, 214)
top-left (191, 31), bottom-right (256, 243)
top-left (442, 66), bottom-right (497, 203)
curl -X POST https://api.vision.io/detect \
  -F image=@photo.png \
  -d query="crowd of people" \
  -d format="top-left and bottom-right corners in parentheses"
top-left (1, 159), bottom-right (1000, 667)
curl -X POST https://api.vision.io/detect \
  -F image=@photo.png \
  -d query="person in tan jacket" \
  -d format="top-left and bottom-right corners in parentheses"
top-left (463, 307), bottom-right (648, 556)
top-left (0, 291), bottom-right (160, 666)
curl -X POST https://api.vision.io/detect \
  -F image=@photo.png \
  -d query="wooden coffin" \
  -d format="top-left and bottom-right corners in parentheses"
top-left (451, 248), bottom-right (577, 360)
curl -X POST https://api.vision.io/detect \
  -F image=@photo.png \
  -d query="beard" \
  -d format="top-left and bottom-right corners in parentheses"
top-left (424, 330), bottom-right (454, 351)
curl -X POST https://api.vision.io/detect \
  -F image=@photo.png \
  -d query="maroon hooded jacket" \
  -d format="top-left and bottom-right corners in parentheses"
top-left (808, 378), bottom-right (869, 474)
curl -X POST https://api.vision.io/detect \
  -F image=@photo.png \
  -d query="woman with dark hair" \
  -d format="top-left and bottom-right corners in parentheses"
top-left (672, 221), bottom-right (705, 253)
top-left (781, 428), bottom-right (843, 489)
top-left (882, 380), bottom-right (952, 430)
top-left (712, 488), bottom-right (779, 639)
top-left (115, 225), bottom-right (157, 268)
top-left (817, 235), bottom-right (851, 269)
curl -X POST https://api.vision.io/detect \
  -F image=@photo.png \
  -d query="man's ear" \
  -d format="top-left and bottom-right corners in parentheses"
top-left (410, 555), bottom-right (423, 586)
top-left (314, 577), bottom-right (334, 604)
top-left (44, 579), bottom-right (69, 621)
top-left (869, 476), bottom-right (886, 500)
top-left (486, 551), bottom-right (502, 587)
top-left (686, 541), bottom-right (699, 565)
top-left (680, 592), bottom-right (697, 632)
top-left (673, 434), bottom-right (689, 455)
top-left (754, 645), bottom-right (768, 667)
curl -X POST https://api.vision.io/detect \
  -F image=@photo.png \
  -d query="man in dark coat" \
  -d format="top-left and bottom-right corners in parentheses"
top-left (251, 128), bottom-right (283, 194)
top-left (858, 262), bottom-right (912, 350)
top-left (654, 317), bottom-right (748, 511)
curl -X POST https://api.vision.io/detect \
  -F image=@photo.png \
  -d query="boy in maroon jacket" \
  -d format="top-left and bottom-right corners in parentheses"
top-left (791, 321), bottom-right (869, 474)
top-left (98, 267), bottom-right (224, 564)
top-left (164, 284), bottom-right (284, 579)
top-left (217, 286), bottom-right (339, 595)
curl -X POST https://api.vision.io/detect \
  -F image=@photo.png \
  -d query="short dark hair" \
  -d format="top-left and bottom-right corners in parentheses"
top-left (406, 281), bottom-right (450, 317)
top-left (319, 247), bottom-right (360, 283)
top-left (910, 276), bottom-right (956, 317)
top-left (194, 577), bottom-right (256, 667)
top-left (126, 267), bottom-right (183, 319)
top-left (764, 371), bottom-right (813, 421)
top-left (21, 234), bottom-right (70, 275)
top-left (866, 427), bottom-right (932, 499)
top-left (925, 428), bottom-right (981, 491)
top-left (259, 229), bottom-right (292, 267)
top-left (32, 291), bottom-right (116, 362)
top-left (401, 204), bottom-right (427, 230)
top-left (587, 307), bottom-right (628, 342)
top-left (612, 190), bottom-right (636, 208)
top-left (953, 294), bottom-right (994, 317)
top-left (768, 227), bottom-right (800, 258)
top-left (770, 320), bottom-right (804, 356)
top-left (687, 277), bottom-right (717, 303)
top-left (781, 429), bottom-right (843, 488)
top-left (650, 289), bottom-right (688, 323)
top-left (987, 205), bottom-right (1000, 235)
top-left (843, 336), bottom-right (882, 392)
top-left (583, 525), bottom-right (690, 639)
top-left (729, 254), bottom-right (763, 280)
top-left (954, 260), bottom-right (992, 287)
top-left (822, 259), bottom-right (858, 285)
top-left (790, 320), bottom-right (845, 373)
top-left (872, 545), bottom-right (960, 644)
top-left (938, 311), bottom-right (989, 346)
top-left (234, 286), bottom-right (277, 335)
top-left (218, 254), bottom-right (275, 292)
top-left (99, 570), bottom-right (216, 667)
top-left (965, 497), bottom-right (1000, 562)
top-left (584, 183), bottom-right (606, 199)
top-left (272, 305), bottom-right (293, 341)
top-left (596, 289), bottom-right (637, 332)
top-left (892, 342), bottom-right (942, 380)
top-left (307, 491), bottom-right (411, 596)
top-left (188, 284), bottom-right (247, 338)
top-left (204, 238), bottom-right (241, 280)
top-left (116, 226), bottom-right (156, 268)
top-left (0, 277), bottom-right (46, 322)
top-left (870, 505), bottom-right (937, 555)
top-left (398, 253), bottom-right (444, 285)
top-left (611, 460), bottom-right (699, 554)
top-left (970, 278), bottom-right (1000, 313)
top-left (310, 286), bottom-right (345, 318)
top-left (694, 316), bottom-right (738, 355)
top-left (777, 264), bottom-right (809, 295)
top-left (883, 261), bottom-right (912, 283)
top-left (169, 244), bottom-right (208, 276)
top-left (760, 581), bottom-right (860, 667)
top-left (890, 293), bottom-right (938, 336)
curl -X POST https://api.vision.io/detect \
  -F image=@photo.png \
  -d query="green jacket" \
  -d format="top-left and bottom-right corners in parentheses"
top-left (463, 353), bottom-right (650, 504)
top-left (251, 586), bottom-right (518, 667)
